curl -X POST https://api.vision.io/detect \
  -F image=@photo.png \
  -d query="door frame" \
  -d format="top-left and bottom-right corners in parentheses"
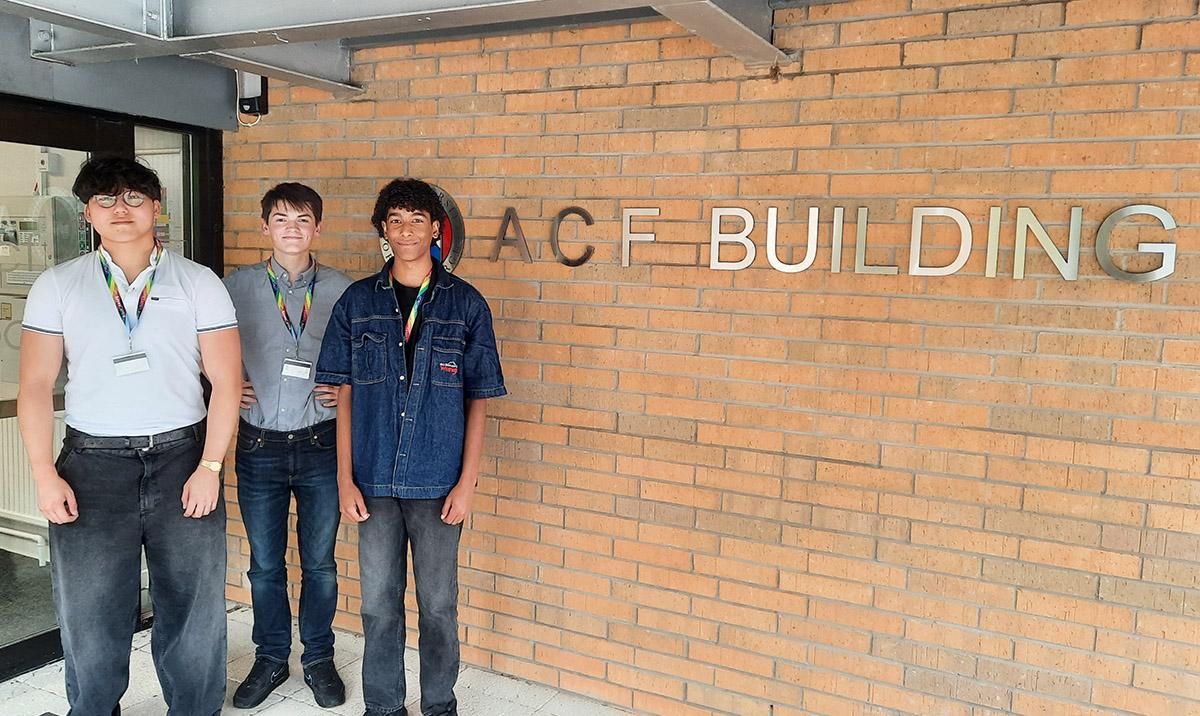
top-left (0, 92), bottom-right (223, 682)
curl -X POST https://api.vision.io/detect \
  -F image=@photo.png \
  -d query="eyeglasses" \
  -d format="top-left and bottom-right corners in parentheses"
top-left (92, 191), bottom-right (148, 208)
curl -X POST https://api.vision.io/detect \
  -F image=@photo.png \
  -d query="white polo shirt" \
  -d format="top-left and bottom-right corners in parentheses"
top-left (22, 246), bottom-right (237, 436)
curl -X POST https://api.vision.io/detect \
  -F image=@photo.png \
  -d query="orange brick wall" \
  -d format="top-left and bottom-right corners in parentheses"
top-left (221, 1), bottom-right (1200, 713)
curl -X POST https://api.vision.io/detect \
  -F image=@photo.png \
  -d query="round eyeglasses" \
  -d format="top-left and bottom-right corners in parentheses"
top-left (92, 191), bottom-right (148, 208)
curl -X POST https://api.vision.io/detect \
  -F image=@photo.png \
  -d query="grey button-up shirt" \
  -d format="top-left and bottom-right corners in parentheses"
top-left (223, 257), bottom-right (352, 431)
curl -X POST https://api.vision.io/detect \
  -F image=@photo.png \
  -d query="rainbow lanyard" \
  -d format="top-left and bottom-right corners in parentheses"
top-left (98, 240), bottom-right (163, 340)
top-left (397, 268), bottom-right (433, 343)
top-left (265, 260), bottom-right (316, 343)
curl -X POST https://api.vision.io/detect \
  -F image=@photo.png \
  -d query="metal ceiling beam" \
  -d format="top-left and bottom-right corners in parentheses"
top-left (26, 18), bottom-right (361, 95)
top-left (22, 0), bottom-right (659, 63)
top-left (653, 0), bottom-right (786, 66)
top-left (0, 0), bottom-right (168, 42)
top-left (6, 0), bottom-right (785, 93)
top-left (182, 42), bottom-right (359, 98)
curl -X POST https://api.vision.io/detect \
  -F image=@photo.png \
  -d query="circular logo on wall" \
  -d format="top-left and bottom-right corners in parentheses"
top-left (431, 183), bottom-right (466, 274)
top-left (377, 182), bottom-right (467, 273)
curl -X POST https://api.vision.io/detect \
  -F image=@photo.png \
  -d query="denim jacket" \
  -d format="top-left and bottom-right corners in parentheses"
top-left (316, 261), bottom-right (506, 498)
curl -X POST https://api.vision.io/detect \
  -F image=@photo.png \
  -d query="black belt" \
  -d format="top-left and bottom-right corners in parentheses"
top-left (238, 418), bottom-right (335, 444)
top-left (64, 422), bottom-right (203, 450)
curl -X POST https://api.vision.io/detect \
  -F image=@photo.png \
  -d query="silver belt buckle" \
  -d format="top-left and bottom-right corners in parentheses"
top-left (144, 433), bottom-right (155, 451)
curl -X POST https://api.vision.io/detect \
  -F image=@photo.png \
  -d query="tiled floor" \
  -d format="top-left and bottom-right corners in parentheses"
top-left (0, 605), bottom-right (631, 716)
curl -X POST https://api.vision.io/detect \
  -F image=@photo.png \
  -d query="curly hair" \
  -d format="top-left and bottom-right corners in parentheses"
top-left (371, 178), bottom-right (443, 237)
top-left (72, 155), bottom-right (162, 203)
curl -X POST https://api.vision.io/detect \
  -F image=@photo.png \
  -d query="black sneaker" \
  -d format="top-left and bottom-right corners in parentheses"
top-left (233, 657), bottom-right (289, 709)
top-left (304, 660), bottom-right (346, 707)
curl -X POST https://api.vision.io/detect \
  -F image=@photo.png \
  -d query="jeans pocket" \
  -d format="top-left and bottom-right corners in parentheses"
top-left (236, 432), bottom-right (263, 454)
top-left (352, 332), bottom-right (388, 385)
top-left (54, 445), bottom-right (79, 474)
top-left (311, 429), bottom-right (337, 450)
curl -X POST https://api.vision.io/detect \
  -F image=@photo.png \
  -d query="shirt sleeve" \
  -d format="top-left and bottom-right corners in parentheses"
top-left (195, 267), bottom-right (239, 333)
top-left (463, 295), bottom-right (506, 400)
top-left (22, 269), bottom-right (63, 336)
top-left (315, 290), bottom-right (352, 385)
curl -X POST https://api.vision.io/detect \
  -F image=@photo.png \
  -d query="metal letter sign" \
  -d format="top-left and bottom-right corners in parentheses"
top-left (475, 202), bottom-right (1176, 283)
top-left (548, 207), bottom-right (595, 267)
top-left (1095, 205), bottom-right (1177, 283)
top-left (489, 207), bottom-right (533, 263)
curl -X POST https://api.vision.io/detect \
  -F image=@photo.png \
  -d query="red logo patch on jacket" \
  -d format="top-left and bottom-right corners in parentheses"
top-left (439, 361), bottom-right (459, 376)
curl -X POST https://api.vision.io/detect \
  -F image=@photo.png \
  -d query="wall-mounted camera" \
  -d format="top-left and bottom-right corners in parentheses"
top-left (237, 71), bottom-right (268, 116)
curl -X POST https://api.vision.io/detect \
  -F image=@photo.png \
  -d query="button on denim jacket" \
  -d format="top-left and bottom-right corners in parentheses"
top-left (316, 261), bottom-right (506, 498)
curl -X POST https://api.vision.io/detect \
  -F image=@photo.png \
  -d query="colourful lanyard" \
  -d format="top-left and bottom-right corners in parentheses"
top-left (265, 260), bottom-right (316, 343)
top-left (98, 240), bottom-right (163, 339)
top-left (397, 268), bottom-right (433, 343)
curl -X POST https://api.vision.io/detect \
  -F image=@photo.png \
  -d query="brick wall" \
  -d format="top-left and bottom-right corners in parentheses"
top-left (221, 1), bottom-right (1200, 713)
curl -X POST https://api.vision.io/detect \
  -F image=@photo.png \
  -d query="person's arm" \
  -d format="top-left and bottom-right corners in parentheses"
top-left (441, 398), bottom-right (486, 525)
top-left (184, 327), bottom-right (242, 518)
top-left (17, 331), bottom-right (74, 523)
top-left (315, 291), bottom-right (366, 522)
top-left (335, 384), bottom-right (369, 522)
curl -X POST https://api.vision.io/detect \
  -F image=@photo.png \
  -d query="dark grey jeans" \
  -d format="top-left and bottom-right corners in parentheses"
top-left (49, 424), bottom-right (227, 716)
top-left (360, 497), bottom-right (462, 716)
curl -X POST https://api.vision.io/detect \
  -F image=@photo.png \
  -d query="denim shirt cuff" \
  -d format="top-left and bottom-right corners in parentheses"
top-left (464, 385), bottom-right (507, 400)
top-left (314, 371), bottom-right (351, 385)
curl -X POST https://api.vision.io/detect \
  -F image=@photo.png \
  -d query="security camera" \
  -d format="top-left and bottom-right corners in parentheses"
top-left (238, 71), bottom-right (269, 116)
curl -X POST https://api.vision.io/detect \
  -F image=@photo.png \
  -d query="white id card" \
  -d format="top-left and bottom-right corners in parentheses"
top-left (281, 358), bottom-right (313, 380)
top-left (113, 351), bottom-right (150, 376)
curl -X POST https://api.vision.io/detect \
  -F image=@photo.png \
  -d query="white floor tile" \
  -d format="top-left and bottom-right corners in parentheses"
top-left (1, 605), bottom-right (631, 716)
top-left (19, 659), bottom-right (66, 693)
top-left (121, 694), bottom-right (166, 715)
top-left (0, 680), bottom-right (35, 704)
top-left (537, 690), bottom-right (631, 716)
top-left (0, 684), bottom-right (70, 716)
top-left (256, 697), bottom-right (333, 715)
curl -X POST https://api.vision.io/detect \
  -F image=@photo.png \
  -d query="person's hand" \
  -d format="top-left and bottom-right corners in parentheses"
top-left (339, 480), bottom-right (370, 523)
top-left (240, 380), bottom-right (257, 409)
top-left (34, 467), bottom-right (78, 524)
top-left (313, 384), bottom-right (339, 408)
top-left (441, 480), bottom-right (475, 525)
top-left (182, 467), bottom-right (220, 518)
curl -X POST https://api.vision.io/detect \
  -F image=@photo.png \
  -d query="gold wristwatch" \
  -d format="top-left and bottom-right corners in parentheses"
top-left (198, 459), bottom-right (223, 473)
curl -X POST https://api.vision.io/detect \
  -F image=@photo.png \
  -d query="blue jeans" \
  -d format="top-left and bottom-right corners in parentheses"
top-left (235, 419), bottom-right (339, 667)
top-left (360, 497), bottom-right (461, 716)
top-left (50, 423), bottom-right (226, 716)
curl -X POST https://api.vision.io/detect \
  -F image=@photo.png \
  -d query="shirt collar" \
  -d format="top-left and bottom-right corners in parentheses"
top-left (268, 254), bottom-right (316, 287)
top-left (98, 241), bottom-right (165, 285)
top-left (375, 258), bottom-right (449, 291)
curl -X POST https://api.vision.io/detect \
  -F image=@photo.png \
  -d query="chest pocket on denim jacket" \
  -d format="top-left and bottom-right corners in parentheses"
top-left (430, 326), bottom-right (465, 387)
top-left (352, 331), bottom-right (388, 385)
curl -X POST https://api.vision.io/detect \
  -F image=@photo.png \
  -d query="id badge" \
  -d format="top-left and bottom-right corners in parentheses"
top-left (281, 358), bottom-right (313, 380)
top-left (113, 351), bottom-right (150, 376)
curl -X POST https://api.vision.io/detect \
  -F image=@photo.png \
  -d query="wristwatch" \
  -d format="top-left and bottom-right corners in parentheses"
top-left (198, 459), bottom-right (223, 473)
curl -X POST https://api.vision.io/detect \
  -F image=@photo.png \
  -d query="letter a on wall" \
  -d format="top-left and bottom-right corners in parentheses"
top-left (489, 207), bottom-right (534, 263)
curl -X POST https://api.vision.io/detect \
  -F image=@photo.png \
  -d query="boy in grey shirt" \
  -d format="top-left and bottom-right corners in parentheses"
top-left (223, 183), bottom-right (352, 709)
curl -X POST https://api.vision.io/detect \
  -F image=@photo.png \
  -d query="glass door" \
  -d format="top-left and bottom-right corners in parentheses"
top-left (0, 140), bottom-right (88, 676)
top-left (0, 94), bottom-right (223, 682)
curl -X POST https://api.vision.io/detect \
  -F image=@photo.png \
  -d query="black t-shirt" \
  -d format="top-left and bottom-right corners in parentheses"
top-left (392, 263), bottom-right (438, 379)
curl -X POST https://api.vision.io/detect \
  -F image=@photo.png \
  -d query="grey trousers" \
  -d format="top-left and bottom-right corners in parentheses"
top-left (359, 497), bottom-right (462, 716)
top-left (49, 425), bottom-right (226, 716)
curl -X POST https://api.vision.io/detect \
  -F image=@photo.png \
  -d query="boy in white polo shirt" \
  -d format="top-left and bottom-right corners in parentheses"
top-left (17, 155), bottom-right (242, 716)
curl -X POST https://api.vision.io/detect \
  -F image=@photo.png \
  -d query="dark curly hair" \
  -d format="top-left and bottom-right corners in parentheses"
top-left (371, 178), bottom-right (443, 237)
top-left (72, 155), bottom-right (162, 203)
